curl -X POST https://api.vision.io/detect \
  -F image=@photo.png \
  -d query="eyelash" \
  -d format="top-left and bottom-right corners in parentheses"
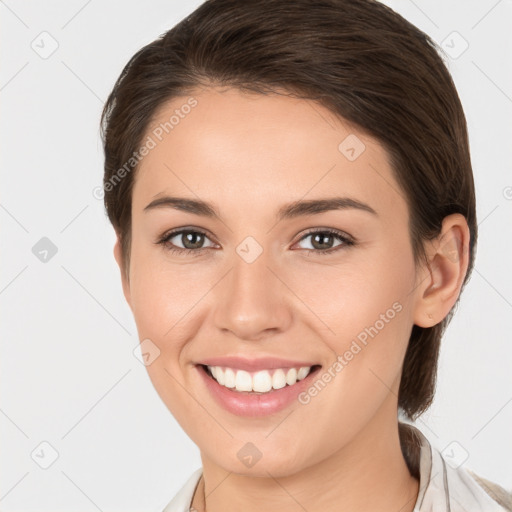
top-left (156, 227), bottom-right (355, 257)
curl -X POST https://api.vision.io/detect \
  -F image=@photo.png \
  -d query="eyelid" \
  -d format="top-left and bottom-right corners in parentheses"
top-left (157, 226), bottom-right (216, 242)
top-left (290, 227), bottom-right (355, 253)
top-left (156, 226), bottom-right (355, 255)
top-left (294, 226), bottom-right (355, 245)
top-left (155, 226), bottom-right (218, 254)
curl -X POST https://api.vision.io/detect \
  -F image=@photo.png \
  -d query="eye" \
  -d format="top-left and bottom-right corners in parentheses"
top-left (156, 228), bottom-right (217, 256)
top-left (156, 227), bottom-right (355, 257)
top-left (294, 228), bottom-right (355, 255)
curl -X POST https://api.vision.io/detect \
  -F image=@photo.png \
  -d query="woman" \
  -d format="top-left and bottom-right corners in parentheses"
top-left (100, 0), bottom-right (512, 510)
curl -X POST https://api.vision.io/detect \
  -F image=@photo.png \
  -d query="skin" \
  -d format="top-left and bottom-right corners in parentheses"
top-left (113, 86), bottom-right (470, 512)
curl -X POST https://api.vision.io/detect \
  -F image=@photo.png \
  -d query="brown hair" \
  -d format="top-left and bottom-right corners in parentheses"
top-left (100, 0), bottom-right (477, 421)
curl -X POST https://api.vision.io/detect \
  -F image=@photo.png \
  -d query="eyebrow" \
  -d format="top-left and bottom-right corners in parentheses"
top-left (143, 195), bottom-right (378, 220)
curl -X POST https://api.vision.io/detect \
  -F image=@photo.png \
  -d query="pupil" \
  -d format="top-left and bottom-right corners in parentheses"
top-left (313, 233), bottom-right (332, 250)
top-left (184, 232), bottom-right (204, 249)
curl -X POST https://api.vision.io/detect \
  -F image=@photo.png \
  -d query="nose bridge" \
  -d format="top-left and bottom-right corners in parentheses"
top-left (212, 237), bottom-right (292, 339)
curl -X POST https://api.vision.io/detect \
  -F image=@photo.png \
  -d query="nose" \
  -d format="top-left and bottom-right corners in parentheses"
top-left (212, 247), bottom-right (293, 341)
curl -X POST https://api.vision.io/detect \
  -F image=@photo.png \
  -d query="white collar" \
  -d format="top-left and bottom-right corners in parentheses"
top-left (411, 425), bottom-right (509, 511)
top-left (162, 424), bottom-right (510, 512)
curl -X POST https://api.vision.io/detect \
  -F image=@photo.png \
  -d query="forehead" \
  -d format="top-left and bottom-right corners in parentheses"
top-left (133, 87), bottom-right (406, 223)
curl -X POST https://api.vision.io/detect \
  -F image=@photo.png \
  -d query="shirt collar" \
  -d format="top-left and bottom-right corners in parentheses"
top-left (402, 422), bottom-right (508, 512)
top-left (163, 423), bottom-right (508, 512)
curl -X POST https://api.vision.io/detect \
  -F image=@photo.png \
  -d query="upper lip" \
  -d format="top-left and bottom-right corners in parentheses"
top-left (197, 356), bottom-right (320, 372)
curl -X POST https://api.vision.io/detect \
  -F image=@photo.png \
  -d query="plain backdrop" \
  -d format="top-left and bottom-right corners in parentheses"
top-left (1, 1), bottom-right (511, 510)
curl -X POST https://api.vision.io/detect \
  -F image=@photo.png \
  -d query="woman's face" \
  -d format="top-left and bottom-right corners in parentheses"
top-left (117, 86), bottom-right (426, 477)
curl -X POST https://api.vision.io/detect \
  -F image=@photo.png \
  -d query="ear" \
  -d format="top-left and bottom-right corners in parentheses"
top-left (413, 213), bottom-right (471, 328)
top-left (113, 234), bottom-right (132, 309)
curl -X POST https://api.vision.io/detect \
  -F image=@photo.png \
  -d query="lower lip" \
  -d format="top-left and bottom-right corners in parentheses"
top-left (196, 364), bottom-right (322, 417)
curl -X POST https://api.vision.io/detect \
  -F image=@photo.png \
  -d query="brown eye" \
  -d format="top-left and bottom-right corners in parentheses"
top-left (310, 232), bottom-right (336, 250)
top-left (295, 228), bottom-right (355, 254)
top-left (177, 231), bottom-right (206, 249)
top-left (157, 228), bottom-right (217, 255)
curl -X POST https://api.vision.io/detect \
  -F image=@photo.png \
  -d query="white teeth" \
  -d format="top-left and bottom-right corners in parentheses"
top-left (235, 370), bottom-right (253, 392)
top-left (216, 367), bottom-right (225, 386)
top-left (285, 367), bottom-right (297, 385)
top-left (272, 369), bottom-right (287, 390)
top-left (253, 370), bottom-right (273, 392)
top-left (224, 368), bottom-right (236, 388)
top-left (206, 365), bottom-right (315, 393)
top-left (297, 366), bottom-right (310, 380)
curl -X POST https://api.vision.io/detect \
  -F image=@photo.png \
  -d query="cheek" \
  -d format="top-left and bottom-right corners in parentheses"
top-left (127, 245), bottom-right (211, 428)
top-left (285, 244), bottom-right (416, 345)
top-left (285, 243), bottom-right (416, 402)
top-left (128, 240), bottom-right (209, 336)
top-left (292, 246), bottom-right (416, 425)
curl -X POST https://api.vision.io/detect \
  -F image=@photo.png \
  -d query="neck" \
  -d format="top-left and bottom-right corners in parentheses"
top-left (193, 406), bottom-right (420, 512)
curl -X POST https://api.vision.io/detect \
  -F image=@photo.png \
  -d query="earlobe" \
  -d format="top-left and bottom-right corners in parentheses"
top-left (113, 235), bottom-right (132, 308)
top-left (413, 214), bottom-right (470, 328)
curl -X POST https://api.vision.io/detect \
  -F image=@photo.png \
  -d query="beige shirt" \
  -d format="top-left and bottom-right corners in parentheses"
top-left (162, 423), bottom-right (512, 512)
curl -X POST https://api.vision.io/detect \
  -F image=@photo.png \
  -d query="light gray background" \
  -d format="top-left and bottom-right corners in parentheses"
top-left (1, 1), bottom-right (511, 510)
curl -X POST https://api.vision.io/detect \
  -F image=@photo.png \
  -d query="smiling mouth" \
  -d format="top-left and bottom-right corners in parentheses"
top-left (199, 364), bottom-right (322, 394)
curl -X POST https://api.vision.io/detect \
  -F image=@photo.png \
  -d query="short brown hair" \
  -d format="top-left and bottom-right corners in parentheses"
top-left (100, 0), bottom-right (477, 421)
